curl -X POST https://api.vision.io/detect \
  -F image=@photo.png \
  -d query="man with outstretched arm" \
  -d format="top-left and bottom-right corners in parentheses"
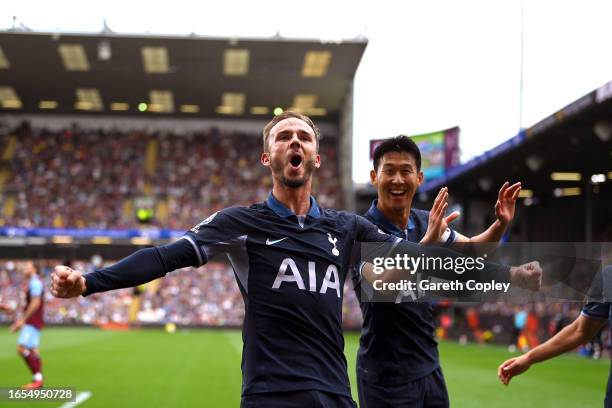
top-left (52, 111), bottom-right (541, 408)
top-left (498, 266), bottom-right (612, 407)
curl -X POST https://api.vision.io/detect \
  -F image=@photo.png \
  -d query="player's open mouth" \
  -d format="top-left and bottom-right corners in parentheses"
top-left (389, 189), bottom-right (407, 196)
top-left (289, 154), bottom-right (303, 169)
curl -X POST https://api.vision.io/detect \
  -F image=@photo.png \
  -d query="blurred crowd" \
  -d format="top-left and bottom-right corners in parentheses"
top-left (1, 122), bottom-right (341, 229)
top-left (0, 259), bottom-right (363, 329)
top-left (1, 259), bottom-right (608, 360)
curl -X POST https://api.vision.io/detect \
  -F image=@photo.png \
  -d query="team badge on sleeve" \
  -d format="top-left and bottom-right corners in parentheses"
top-left (191, 211), bottom-right (219, 233)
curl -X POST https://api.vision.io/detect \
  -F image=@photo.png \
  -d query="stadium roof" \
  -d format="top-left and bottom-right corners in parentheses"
top-left (0, 31), bottom-right (367, 120)
top-left (420, 80), bottom-right (612, 199)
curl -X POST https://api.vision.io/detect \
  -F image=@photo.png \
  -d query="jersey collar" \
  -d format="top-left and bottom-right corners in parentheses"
top-left (367, 199), bottom-right (415, 237)
top-left (266, 192), bottom-right (321, 219)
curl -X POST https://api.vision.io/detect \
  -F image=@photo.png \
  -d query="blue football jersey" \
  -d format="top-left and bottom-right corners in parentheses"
top-left (353, 200), bottom-right (457, 384)
top-left (83, 193), bottom-right (508, 398)
top-left (184, 194), bottom-right (398, 397)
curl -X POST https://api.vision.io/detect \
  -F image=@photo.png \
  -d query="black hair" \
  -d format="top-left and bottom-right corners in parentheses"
top-left (372, 135), bottom-right (421, 171)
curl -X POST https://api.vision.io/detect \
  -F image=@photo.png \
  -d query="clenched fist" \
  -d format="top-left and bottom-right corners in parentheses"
top-left (51, 266), bottom-right (87, 298)
top-left (509, 261), bottom-right (543, 291)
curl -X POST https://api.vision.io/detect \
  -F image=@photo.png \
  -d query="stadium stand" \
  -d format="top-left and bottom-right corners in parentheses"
top-left (0, 31), bottom-right (609, 364)
top-left (0, 259), bottom-right (364, 329)
top-left (0, 122), bottom-right (341, 229)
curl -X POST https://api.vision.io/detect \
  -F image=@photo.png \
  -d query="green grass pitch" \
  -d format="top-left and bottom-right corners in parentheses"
top-left (0, 327), bottom-right (607, 407)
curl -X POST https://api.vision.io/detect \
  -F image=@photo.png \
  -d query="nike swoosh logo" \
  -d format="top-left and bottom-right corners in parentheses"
top-left (266, 237), bottom-right (288, 245)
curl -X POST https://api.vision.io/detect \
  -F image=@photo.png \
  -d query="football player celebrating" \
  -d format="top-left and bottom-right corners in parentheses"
top-left (353, 136), bottom-right (522, 407)
top-left (52, 112), bottom-right (540, 407)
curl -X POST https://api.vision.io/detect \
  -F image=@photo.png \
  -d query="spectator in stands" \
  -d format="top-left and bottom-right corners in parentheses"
top-left (1, 123), bottom-right (341, 229)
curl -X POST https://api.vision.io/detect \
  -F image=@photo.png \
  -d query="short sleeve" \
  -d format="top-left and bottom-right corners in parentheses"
top-left (29, 279), bottom-right (43, 297)
top-left (585, 265), bottom-right (612, 303)
top-left (581, 302), bottom-right (611, 320)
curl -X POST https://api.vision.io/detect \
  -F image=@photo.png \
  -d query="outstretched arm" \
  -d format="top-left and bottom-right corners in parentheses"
top-left (498, 314), bottom-right (606, 385)
top-left (356, 214), bottom-right (541, 293)
top-left (51, 238), bottom-right (200, 298)
top-left (361, 239), bottom-right (541, 292)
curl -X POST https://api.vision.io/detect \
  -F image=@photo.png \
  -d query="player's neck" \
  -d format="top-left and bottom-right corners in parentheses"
top-left (272, 182), bottom-right (313, 216)
top-left (377, 201), bottom-right (411, 231)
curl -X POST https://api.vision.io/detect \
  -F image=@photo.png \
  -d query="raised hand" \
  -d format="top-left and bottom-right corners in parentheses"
top-left (498, 355), bottom-right (531, 385)
top-left (51, 266), bottom-right (87, 298)
top-left (421, 187), bottom-right (460, 244)
top-left (495, 181), bottom-right (521, 227)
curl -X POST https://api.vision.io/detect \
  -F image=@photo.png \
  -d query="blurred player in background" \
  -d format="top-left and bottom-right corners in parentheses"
top-left (498, 301), bottom-right (611, 405)
top-left (51, 112), bottom-right (539, 407)
top-left (354, 136), bottom-right (522, 407)
top-left (498, 265), bottom-right (612, 407)
top-left (0, 303), bottom-right (13, 312)
top-left (10, 261), bottom-right (45, 389)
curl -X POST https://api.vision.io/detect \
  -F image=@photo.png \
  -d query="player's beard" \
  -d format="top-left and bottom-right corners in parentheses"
top-left (271, 155), bottom-right (317, 189)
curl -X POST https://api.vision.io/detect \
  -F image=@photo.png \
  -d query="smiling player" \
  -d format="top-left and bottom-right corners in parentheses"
top-left (354, 136), bottom-right (522, 408)
top-left (51, 112), bottom-right (540, 407)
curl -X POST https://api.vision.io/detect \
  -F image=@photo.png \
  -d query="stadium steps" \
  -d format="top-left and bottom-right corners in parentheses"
top-left (2, 135), bottom-right (17, 161)
top-left (156, 200), bottom-right (169, 223)
top-left (145, 278), bottom-right (161, 294)
top-left (143, 182), bottom-right (152, 195)
top-left (2, 195), bottom-right (15, 218)
top-left (0, 169), bottom-right (10, 188)
top-left (145, 140), bottom-right (158, 175)
top-left (123, 199), bottom-right (133, 219)
top-left (0, 135), bottom-right (16, 191)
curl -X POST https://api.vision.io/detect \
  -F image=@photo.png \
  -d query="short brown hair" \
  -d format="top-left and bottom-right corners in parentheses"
top-left (262, 111), bottom-right (321, 152)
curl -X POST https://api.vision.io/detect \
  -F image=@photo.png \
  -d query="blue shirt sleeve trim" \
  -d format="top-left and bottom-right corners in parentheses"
top-left (581, 311), bottom-right (609, 321)
top-left (443, 229), bottom-right (456, 247)
top-left (29, 278), bottom-right (43, 297)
